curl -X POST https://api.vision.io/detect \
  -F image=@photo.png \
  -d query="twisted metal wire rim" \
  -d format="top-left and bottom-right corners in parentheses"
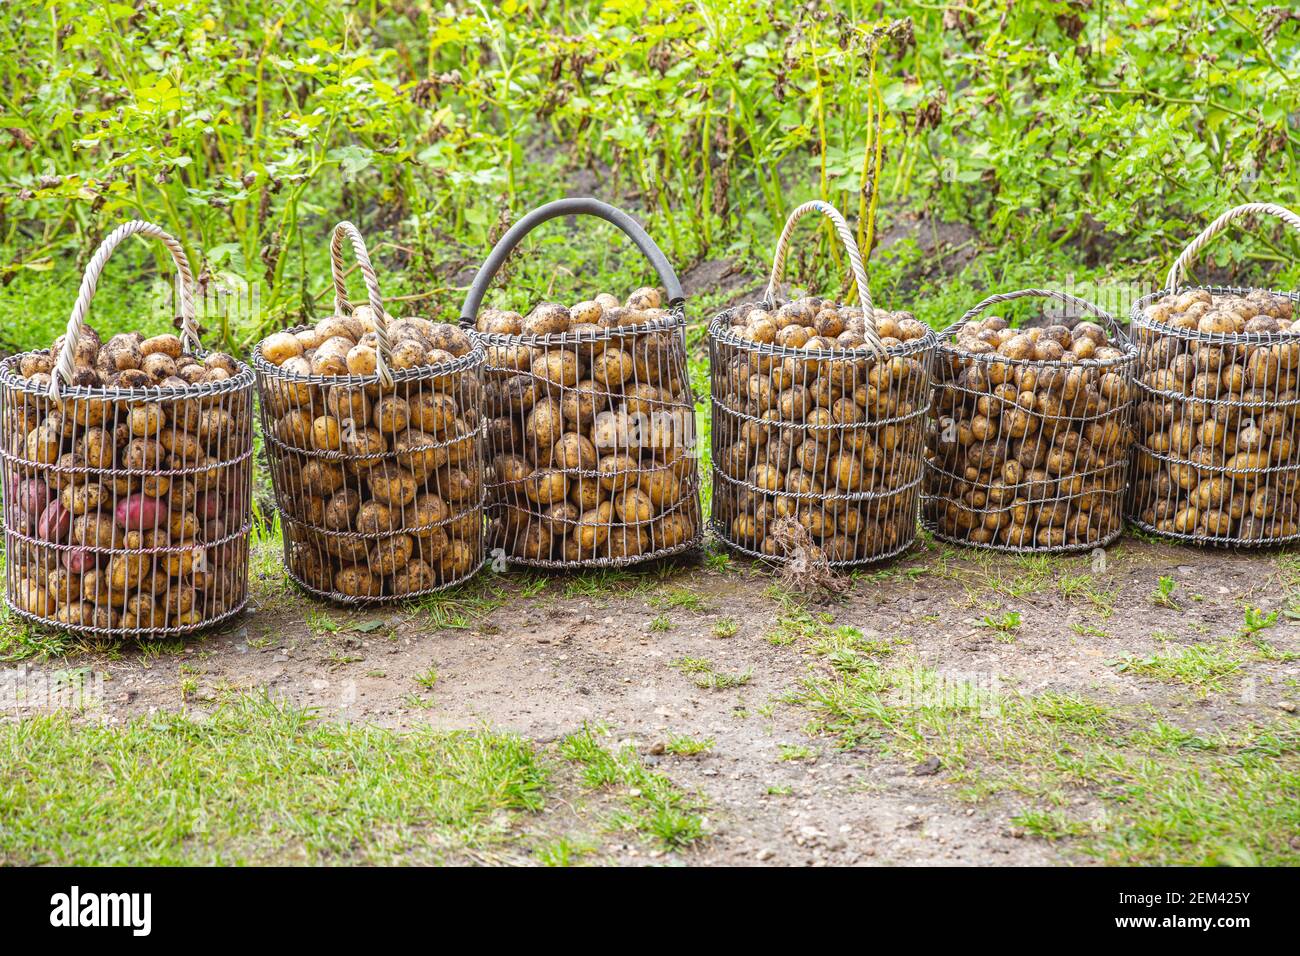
top-left (262, 419), bottom-right (486, 465)
top-left (251, 331), bottom-right (486, 386)
top-left (1130, 285), bottom-right (1300, 346)
top-left (484, 489), bottom-right (700, 525)
top-left (933, 308), bottom-right (1138, 370)
top-left (0, 352), bottom-right (256, 401)
top-left (2, 594), bottom-right (249, 638)
top-left (1130, 441), bottom-right (1300, 477)
top-left (1126, 515), bottom-right (1300, 549)
top-left (919, 515), bottom-right (1125, 556)
top-left (1130, 374), bottom-right (1300, 410)
top-left (711, 465), bottom-right (923, 505)
top-left (484, 533), bottom-right (705, 571)
top-left (706, 516), bottom-right (919, 568)
top-left (462, 306), bottom-right (687, 346)
top-left (281, 557), bottom-right (487, 606)
top-left (708, 312), bottom-right (936, 361)
top-left (920, 458), bottom-right (1128, 500)
top-left (0, 444), bottom-right (254, 479)
top-left (275, 496), bottom-right (486, 541)
top-left (5, 520), bottom-right (252, 555)
top-left (710, 393), bottom-right (930, 431)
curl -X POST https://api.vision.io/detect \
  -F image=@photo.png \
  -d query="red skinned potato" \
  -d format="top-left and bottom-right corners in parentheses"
top-left (37, 499), bottom-right (71, 542)
top-left (62, 547), bottom-right (98, 574)
top-left (115, 493), bottom-right (164, 531)
top-left (12, 477), bottom-right (52, 518)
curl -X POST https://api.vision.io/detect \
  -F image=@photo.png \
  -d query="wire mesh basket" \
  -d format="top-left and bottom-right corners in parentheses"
top-left (1127, 202), bottom-right (1300, 546)
top-left (709, 201), bottom-right (935, 566)
top-left (921, 289), bottom-right (1137, 554)
top-left (459, 198), bottom-right (703, 569)
top-left (0, 220), bottom-right (253, 637)
top-left (253, 222), bottom-right (486, 602)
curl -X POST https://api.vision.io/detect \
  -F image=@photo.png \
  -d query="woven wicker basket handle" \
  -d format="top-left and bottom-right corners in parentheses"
top-left (459, 197), bottom-right (684, 323)
top-left (765, 200), bottom-right (885, 357)
top-left (1167, 202), bottom-right (1300, 291)
top-left (959, 288), bottom-right (1113, 326)
top-left (330, 220), bottom-right (393, 387)
top-left (50, 220), bottom-right (198, 399)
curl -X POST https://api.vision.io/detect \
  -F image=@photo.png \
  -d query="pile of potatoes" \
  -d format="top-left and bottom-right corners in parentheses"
top-left (923, 313), bottom-right (1134, 550)
top-left (710, 296), bottom-right (931, 563)
top-left (477, 287), bottom-right (700, 564)
top-left (3, 329), bottom-right (251, 632)
top-left (1130, 288), bottom-right (1300, 541)
top-left (256, 307), bottom-right (484, 597)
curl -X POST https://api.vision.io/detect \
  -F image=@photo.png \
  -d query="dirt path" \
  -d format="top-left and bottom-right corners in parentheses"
top-left (25, 532), bottom-right (1296, 866)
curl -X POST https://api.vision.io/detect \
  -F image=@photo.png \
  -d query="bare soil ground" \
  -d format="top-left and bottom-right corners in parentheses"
top-left (24, 532), bottom-right (1298, 866)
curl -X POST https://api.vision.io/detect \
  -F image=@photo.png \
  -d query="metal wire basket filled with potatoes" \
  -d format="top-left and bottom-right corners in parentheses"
top-left (922, 289), bottom-right (1137, 554)
top-left (461, 198), bottom-right (702, 569)
top-left (253, 221), bottom-right (486, 601)
top-left (708, 201), bottom-right (935, 566)
top-left (1128, 202), bottom-right (1300, 545)
top-left (0, 220), bottom-right (254, 636)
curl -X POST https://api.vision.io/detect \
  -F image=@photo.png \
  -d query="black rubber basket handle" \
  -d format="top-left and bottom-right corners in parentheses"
top-left (459, 197), bottom-right (684, 324)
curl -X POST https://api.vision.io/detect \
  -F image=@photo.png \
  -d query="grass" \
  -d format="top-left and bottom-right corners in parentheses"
top-left (977, 610), bottom-right (1022, 640)
top-left (650, 588), bottom-right (708, 613)
top-left (711, 617), bottom-right (739, 638)
top-left (664, 734), bottom-right (715, 756)
top-left (1112, 644), bottom-right (1244, 693)
top-left (669, 657), bottom-right (752, 690)
top-left (790, 652), bottom-right (1300, 865)
top-left (1151, 575), bottom-right (1180, 610)
top-left (0, 693), bottom-right (552, 865)
top-left (558, 725), bottom-right (705, 850)
top-left (649, 614), bottom-right (674, 633)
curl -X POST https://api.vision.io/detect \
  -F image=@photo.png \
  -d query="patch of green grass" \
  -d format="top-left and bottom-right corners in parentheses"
top-left (305, 609), bottom-right (342, 636)
top-left (558, 725), bottom-right (705, 850)
top-left (650, 588), bottom-right (708, 613)
top-left (711, 617), bottom-right (739, 638)
top-left (410, 580), bottom-right (508, 630)
top-left (561, 569), bottom-right (655, 601)
top-left (1112, 644), bottom-right (1243, 693)
top-left (1241, 605), bottom-right (1279, 635)
top-left (0, 693), bottom-right (551, 865)
top-left (648, 614), bottom-right (674, 633)
top-left (664, 734), bottom-right (715, 756)
top-left (977, 610), bottom-right (1021, 639)
top-left (533, 836), bottom-right (596, 866)
top-left (669, 657), bottom-right (752, 690)
top-left (413, 667), bottom-right (439, 691)
top-left (777, 744), bottom-right (816, 762)
top-left (1151, 575), bottom-right (1180, 610)
top-left (790, 655), bottom-right (1300, 865)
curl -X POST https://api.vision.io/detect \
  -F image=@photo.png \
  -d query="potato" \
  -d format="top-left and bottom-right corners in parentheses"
top-left (367, 463), bottom-right (418, 506)
top-left (335, 564), bottom-right (383, 597)
top-left (369, 533), bottom-right (414, 575)
top-left (372, 396), bottom-right (411, 434)
top-left (1132, 289), bottom-right (1300, 541)
top-left (391, 559), bottom-right (436, 595)
top-left (261, 332), bottom-right (304, 366)
top-left (312, 415), bottom-right (344, 451)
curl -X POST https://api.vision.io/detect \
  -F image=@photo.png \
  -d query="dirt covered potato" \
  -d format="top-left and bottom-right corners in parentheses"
top-left (2, 325), bottom-right (252, 633)
top-left (922, 306), bottom-right (1134, 551)
top-left (477, 287), bottom-right (700, 564)
top-left (711, 295), bottom-right (931, 564)
top-left (258, 311), bottom-right (485, 597)
top-left (1129, 288), bottom-right (1300, 542)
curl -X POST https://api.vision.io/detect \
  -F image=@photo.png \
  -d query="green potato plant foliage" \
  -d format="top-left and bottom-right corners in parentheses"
top-left (0, 0), bottom-right (1296, 353)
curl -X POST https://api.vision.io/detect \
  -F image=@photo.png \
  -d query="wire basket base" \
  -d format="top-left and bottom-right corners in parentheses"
top-left (919, 518), bottom-right (1124, 556)
top-left (707, 517), bottom-right (918, 568)
top-left (2, 596), bottom-right (250, 640)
